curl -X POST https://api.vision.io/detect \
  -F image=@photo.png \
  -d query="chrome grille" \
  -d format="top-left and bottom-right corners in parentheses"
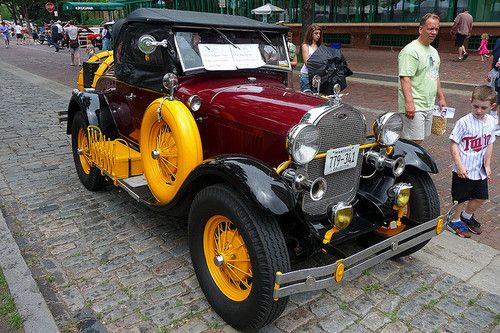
top-left (302, 104), bottom-right (366, 216)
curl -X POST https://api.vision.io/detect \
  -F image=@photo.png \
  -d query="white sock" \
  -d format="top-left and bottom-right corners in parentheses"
top-left (461, 211), bottom-right (472, 219)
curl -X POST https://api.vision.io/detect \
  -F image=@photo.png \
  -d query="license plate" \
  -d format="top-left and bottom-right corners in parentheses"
top-left (324, 145), bottom-right (360, 175)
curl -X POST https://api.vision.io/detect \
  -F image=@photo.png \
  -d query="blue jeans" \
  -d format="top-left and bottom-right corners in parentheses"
top-left (103, 38), bottom-right (111, 51)
top-left (51, 34), bottom-right (59, 51)
top-left (300, 74), bottom-right (311, 92)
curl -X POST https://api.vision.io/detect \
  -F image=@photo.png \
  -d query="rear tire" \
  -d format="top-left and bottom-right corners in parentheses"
top-left (188, 184), bottom-right (290, 331)
top-left (71, 112), bottom-right (105, 191)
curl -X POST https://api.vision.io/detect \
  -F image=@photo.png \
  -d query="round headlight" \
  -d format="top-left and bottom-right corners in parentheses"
top-left (286, 124), bottom-right (320, 165)
top-left (373, 113), bottom-right (403, 146)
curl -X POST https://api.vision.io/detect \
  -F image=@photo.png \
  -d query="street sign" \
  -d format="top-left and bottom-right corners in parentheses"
top-left (45, 2), bottom-right (55, 13)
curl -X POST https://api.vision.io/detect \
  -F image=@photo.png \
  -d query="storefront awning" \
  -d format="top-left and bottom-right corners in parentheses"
top-left (62, 2), bottom-right (126, 11)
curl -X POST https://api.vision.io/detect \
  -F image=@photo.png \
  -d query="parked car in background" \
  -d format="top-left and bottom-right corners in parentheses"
top-left (77, 26), bottom-right (101, 48)
top-left (67, 9), bottom-right (456, 331)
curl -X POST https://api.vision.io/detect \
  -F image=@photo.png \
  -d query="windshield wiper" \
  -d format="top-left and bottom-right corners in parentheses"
top-left (258, 31), bottom-right (278, 52)
top-left (211, 27), bottom-right (240, 49)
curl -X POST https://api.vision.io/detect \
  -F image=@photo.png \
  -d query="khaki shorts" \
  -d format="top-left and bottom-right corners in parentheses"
top-left (401, 110), bottom-right (432, 141)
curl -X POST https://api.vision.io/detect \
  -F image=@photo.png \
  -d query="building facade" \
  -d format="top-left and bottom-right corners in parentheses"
top-left (115, 0), bottom-right (499, 53)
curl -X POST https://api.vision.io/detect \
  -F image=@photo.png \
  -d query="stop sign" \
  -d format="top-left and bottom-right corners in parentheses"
top-left (45, 2), bottom-right (55, 13)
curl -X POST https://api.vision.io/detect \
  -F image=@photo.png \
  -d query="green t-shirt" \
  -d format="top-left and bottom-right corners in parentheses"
top-left (398, 40), bottom-right (440, 113)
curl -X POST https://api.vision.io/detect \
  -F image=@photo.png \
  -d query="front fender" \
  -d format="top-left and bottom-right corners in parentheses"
top-left (167, 156), bottom-right (297, 216)
top-left (393, 139), bottom-right (439, 173)
top-left (66, 90), bottom-right (117, 138)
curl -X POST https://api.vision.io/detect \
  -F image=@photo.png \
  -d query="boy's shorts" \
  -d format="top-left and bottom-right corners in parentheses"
top-left (451, 172), bottom-right (489, 203)
top-left (401, 110), bottom-right (432, 141)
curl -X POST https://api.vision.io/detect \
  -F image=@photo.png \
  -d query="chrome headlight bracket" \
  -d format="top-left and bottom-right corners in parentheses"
top-left (286, 124), bottom-right (320, 165)
top-left (373, 112), bottom-right (403, 146)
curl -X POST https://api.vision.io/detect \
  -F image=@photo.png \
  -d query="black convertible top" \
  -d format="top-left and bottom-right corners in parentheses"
top-left (121, 8), bottom-right (289, 32)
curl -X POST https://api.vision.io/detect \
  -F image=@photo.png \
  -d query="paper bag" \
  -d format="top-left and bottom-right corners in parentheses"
top-left (431, 116), bottom-right (447, 135)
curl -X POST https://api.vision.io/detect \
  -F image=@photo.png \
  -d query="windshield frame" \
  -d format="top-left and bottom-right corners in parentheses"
top-left (172, 27), bottom-right (292, 74)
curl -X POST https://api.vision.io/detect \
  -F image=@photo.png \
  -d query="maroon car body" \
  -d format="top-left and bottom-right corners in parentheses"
top-left (67, 8), bottom-right (452, 332)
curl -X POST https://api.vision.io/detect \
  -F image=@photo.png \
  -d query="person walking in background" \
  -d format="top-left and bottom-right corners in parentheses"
top-left (300, 24), bottom-right (322, 92)
top-left (488, 38), bottom-right (500, 136)
top-left (478, 33), bottom-right (490, 62)
top-left (32, 24), bottom-right (39, 45)
top-left (51, 20), bottom-right (60, 52)
top-left (451, 7), bottom-right (473, 61)
top-left (101, 23), bottom-right (112, 51)
top-left (64, 21), bottom-right (80, 66)
top-left (0, 21), bottom-right (10, 48)
top-left (447, 85), bottom-right (496, 238)
top-left (14, 23), bottom-right (22, 45)
top-left (398, 13), bottom-right (446, 145)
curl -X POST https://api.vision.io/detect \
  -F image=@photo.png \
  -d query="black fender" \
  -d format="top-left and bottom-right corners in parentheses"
top-left (393, 139), bottom-right (439, 173)
top-left (66, 90), bottom-right (118, 138)
top-left (164, 156), bottom-right (297, 217)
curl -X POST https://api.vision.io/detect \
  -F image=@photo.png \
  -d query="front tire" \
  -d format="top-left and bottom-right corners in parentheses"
top-left (188, 184), bottom-right (290, 331)
top-left (71, 112), bottom-right (105, 190)
top-left (369, 169), bottom-right (440, 256)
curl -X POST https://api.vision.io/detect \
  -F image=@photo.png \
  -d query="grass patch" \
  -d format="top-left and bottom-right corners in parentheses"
top-left (134, 308), bottom-right (151, 322)
top-left (416, 284), bottom-right (433, 293)
top-left (339, 302), bottom-right (349, 311)
top-left (120, 285), bottom-right (133, 299)
top-left (0, 270), bottom-right (24, 330)
top-left (384, 311), bottom-right (397, 321)
top-left (467, 296), bottom-right (480, 306)
top-left (494, 313), bottom-right (500, 326)
top-left (363, 283), bottom-right (381, 293)
top-left (423, 299), bottom-right (439, 310)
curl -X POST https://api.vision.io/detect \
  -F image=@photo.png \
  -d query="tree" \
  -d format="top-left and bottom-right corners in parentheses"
top-left (302, 0), bottom-right (313, 38)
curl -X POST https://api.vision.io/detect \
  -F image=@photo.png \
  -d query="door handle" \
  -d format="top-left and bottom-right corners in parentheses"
top-left (125, 93), bottom-right (137, 101)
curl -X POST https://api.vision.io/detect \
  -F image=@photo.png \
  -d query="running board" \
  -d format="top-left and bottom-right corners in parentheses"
top-left (116, 175), bottom-right (159, 207)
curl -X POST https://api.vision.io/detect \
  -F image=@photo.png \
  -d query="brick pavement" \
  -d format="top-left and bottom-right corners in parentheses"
top-left (0, 45), bottom-right (498, 333)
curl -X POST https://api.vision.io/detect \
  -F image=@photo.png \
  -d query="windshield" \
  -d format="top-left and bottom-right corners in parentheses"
top-left (174, 29), bottom-right (290, 72)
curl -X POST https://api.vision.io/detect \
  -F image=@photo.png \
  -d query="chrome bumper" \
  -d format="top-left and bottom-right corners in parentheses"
top-left (273, 203), bottom-right (457, 299)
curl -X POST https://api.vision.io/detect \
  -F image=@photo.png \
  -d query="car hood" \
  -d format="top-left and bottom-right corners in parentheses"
top-left (179, 76), bottom-right (326, 135)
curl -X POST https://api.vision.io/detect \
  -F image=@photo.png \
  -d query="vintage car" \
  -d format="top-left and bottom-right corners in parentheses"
top-left (67, 8), bottom-right (455, 331)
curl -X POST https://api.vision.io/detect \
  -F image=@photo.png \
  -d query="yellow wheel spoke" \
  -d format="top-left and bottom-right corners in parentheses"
top-left (226, 264), bottom-right (251, 289)
top-left (224, 242), bottom-right (245, 256)
top-left (227, 258), bottom-right (250, 263)
top-left (160, 156), bottom-right (177, 169)
top-left (159, 159), bottom-right (175, 177)
top-left (226, 262), bottom-right (252, 278)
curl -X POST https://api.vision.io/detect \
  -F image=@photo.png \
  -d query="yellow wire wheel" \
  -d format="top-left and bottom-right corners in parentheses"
top-left (77, 127), bottom-right (91, 174)
top-left (203, 215), bottom-right (252, 301)
top-left (140, 98), bottom-right (202, 205)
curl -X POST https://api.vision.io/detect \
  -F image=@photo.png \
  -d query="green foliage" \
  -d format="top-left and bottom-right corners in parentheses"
top-left (0, 270), bottom-right (24, 330)
top-left (0, 4), bottom-right (12, 20)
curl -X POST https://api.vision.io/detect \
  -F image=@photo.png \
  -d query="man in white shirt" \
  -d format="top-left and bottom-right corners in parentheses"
top-left (14, 24), bottom-right (22, 45)
top-left (64, 21), bottom-right (80, 66)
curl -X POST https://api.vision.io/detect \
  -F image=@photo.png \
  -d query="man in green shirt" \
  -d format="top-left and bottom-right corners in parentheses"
top-left (398, 13), bottom-right (446, 144)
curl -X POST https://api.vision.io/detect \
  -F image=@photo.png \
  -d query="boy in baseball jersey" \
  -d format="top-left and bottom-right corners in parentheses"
top-left (447, 85), bottom-right (496, 238)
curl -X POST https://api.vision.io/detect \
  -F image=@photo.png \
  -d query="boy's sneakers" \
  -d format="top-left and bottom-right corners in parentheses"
top-left (447, 221), bottom-right (471, 238)
top-left (460, 213), bottom-right (482, 234)
top-left (462, 53), bottom-right (469, 60)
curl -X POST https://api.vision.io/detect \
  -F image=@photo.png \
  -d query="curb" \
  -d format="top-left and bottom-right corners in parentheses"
top-left (352, 71), bottom-right (476, 91)
top-left (0, 209), bottom-right (60, 333)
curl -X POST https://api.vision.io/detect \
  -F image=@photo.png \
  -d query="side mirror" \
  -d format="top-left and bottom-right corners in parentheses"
top-left (138, 35), bottom-right (170, 55)
top-left (138, 35), bottom-right (157, 55)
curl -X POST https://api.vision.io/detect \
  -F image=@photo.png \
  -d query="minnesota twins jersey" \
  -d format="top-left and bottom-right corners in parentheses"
top-left (449, 113), bottom-right (496, 180)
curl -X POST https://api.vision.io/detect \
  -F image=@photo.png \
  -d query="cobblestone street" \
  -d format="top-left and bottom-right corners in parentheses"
top-left (0, 43), bottom-right (498, 333)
